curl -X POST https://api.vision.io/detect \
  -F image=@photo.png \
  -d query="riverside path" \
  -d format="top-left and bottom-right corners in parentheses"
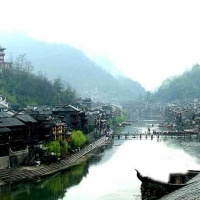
top-left (0, 136), bottom-right (108, 186)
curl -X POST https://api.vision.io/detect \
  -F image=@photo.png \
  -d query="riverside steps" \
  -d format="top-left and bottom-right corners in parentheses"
top-left (0, 136), bottom-right (109, 186)
top-left (112, 131), bottom-right (199, 140)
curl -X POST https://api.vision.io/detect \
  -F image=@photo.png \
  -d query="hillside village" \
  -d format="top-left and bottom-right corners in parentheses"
top-left (1, 44), bottom-right (200, 172)
top-left (0, 45), bottom-right (124, 170)
top-left (0, 94), bottom-right (124, 169)
top-left (0, 94), bottom-right (122, 169)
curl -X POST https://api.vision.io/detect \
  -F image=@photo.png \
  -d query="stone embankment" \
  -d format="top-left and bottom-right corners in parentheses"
top-left (0, 136), bottom-right (108, 186)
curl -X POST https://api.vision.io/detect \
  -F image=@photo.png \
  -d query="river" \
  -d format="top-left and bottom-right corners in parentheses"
top-left (1, 119), bottom-right (200, 200)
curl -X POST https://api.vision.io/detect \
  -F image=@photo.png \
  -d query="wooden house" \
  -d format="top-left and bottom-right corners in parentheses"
top-left (15, 114), bottom-right (38, 144)
top-left (0, 127), bottom-right (11, 156)
top-left (28, 110), bottom-right (53, 143)
top-left (0, 117), bottom-right (28, 150)
top-left (51, 120), bottom-right (66, 141)
top-left (52, 105), bottom-right (88, 132)
top-left (82, 98), bottom-right (92, 110)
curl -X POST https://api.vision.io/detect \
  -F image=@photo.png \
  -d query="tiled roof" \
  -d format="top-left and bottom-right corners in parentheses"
top-left (0, 104), bottom-right (7, 109)
top-left (0, 117), bottom-right (25, 127)
top-left (32, 114), bottom-right (52, 121)
top-left (53, 105), bottom-right (80, 112)
top-left (15, 114), bottom-right (37, 123)
top-left (0, 112), bottom-right (12, 118)
top-left (161, 173), bottom-right (200, 199)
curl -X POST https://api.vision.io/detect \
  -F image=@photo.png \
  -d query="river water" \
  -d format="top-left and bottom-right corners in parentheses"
top-left (1, 119), bottom-right (200, 200)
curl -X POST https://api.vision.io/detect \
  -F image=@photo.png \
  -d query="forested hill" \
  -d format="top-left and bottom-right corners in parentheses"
top-left (0, 64), bottom-right (77, 107)
top-left (152, 64), bottom-right (200, 102)
top-left (0, 32), bottom-right (146, 103)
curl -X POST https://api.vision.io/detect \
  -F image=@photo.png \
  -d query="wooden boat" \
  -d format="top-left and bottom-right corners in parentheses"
top-left (122, 122), bottom-right (132, 126)
top-left (114, 144), bottom-right (121, 146)
top-left (135, 169), bottom-right (187, 198)
top-left (157, 123), bottom-right (173, 128)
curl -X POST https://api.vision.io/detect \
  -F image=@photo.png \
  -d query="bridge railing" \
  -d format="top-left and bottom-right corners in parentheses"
top-left (111, 131), bottom-right (199, 141)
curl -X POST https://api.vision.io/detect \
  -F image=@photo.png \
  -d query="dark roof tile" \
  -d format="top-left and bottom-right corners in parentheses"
top-left (161, 173), bottom-right (200, 199)
top-left (15, 114), bottom-right (37, 123)
top-left (0, 117), bottom-right (25, 127)
top-left (0, 112), bottom-right (12, 118)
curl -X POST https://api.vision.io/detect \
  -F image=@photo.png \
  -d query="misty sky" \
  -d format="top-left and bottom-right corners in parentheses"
top-left (1, 0), bottom-right (200, 91)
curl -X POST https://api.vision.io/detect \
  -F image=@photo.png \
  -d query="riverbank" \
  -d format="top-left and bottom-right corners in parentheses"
top-left (0, 136), bottom-right (109, 186)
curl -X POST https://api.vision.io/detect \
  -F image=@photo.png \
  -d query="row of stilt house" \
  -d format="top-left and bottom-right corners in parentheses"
top-left (0, 102), bottom-right (121, 169)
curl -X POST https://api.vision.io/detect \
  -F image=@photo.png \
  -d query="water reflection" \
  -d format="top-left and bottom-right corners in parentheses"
top-left (63, 140), bottom-right (200, 200)
top-left (0, 157), bottom-right (97, 200)
top-left (1, 120), bottom-right (200, 200)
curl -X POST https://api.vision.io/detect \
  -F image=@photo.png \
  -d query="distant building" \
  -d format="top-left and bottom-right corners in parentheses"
top-left (52, 105), bottom-right (88, 132)
top-left (81, 98), bottom-right (92, 110)
top-left (0, 45), bottom-right (12, 69)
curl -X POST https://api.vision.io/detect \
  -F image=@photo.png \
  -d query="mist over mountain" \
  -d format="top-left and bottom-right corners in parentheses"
top-left (89, 55), bottom-right (123, 77)
top-left (1, 32), bottom-right (146, 103)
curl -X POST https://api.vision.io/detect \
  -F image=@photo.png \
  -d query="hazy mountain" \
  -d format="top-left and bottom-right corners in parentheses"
top-left (0, 32), bottom-right (146, 103)
top-left (90, 55), bottom-right (123, 77)
top-left (152, 64), bottom-right (200, 103)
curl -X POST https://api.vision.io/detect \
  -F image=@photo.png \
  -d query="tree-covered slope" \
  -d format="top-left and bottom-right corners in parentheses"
top-left (153, 64), bottom-right (200, 102)
top-left (0, 60), bottom-right (77, 107)
top-left (1, 32), bottom-right (146, 102)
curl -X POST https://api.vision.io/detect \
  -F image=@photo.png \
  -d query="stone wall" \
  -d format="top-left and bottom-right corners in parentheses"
top-left (0, 156), bottom-right (9, 169)
top-left (9, 147), bottom-right (29, 167)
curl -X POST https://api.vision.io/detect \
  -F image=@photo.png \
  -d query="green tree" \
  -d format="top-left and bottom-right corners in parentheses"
top-left (70, 130), bottom-right (86, 148)
top-left (114, 114), bottom-right (126, 124)
top-left (46, 141), bottom-right (61, 157)
top-left (107, 119), bottom-right (113, 128)
top-left (153, 64), bottom-right (200, 102)
top-left (60, 140), bottom-right (69, 156)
